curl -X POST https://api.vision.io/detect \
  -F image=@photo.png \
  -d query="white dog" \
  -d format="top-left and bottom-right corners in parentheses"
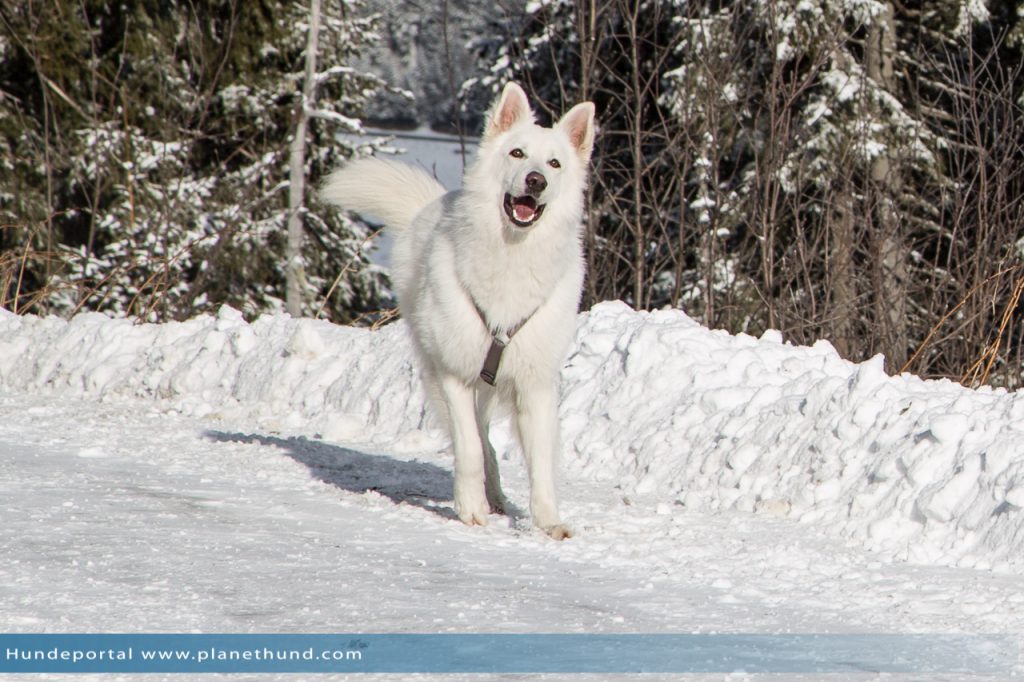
top-left (322, 83), bottom-right (596, 539)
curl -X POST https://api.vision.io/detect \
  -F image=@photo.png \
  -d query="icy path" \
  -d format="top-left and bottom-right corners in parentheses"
top-left (1, 391), bottom-right (1019, 681)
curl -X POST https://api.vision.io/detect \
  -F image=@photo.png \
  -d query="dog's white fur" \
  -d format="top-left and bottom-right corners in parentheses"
top-left (322, 83), bottom-right (596, 539)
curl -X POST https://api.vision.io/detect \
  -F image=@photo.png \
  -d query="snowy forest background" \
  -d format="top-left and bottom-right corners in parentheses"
top-left (3, 0), bottom-right (1024, 389)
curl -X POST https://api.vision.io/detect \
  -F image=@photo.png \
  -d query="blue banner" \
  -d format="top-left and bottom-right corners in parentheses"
top-left (0, 633), bottom-right (1014, 674)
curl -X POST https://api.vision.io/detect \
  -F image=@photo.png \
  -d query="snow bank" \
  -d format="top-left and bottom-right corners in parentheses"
top-left (0, 307), bottom-right (431, 448)
top-left (3, 302), bottom-right (1024, 570)
top-left (561, 302), bottom-right (1024, 570)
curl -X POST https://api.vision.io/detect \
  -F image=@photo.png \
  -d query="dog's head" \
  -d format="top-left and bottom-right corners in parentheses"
top-left (478, 83), bottom-right (596, 231)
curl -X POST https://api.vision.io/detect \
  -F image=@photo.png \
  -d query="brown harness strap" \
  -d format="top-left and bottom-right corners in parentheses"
top-left (469, 298), bottom-right (534, 387)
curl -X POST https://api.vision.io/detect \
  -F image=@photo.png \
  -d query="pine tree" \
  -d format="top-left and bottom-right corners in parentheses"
top-left (0, 0), bottom-right (393, 322)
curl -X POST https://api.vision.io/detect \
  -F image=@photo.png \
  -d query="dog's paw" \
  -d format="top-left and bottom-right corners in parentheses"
top-left (455, 490), bottom-right (490, 527)
top-left (458, 509), bottom-right (489, 527)
top-left (542, 524), bottom-right (573, 541)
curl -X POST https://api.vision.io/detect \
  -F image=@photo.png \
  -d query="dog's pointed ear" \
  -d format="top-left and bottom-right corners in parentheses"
top-left (558, 101), bottom-right (596, 164)
top-left (484, 82), bottom-right (534, 140)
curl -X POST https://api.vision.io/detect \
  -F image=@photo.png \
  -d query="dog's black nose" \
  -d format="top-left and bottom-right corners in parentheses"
top-left (525, 171), bottom-right (547, 195)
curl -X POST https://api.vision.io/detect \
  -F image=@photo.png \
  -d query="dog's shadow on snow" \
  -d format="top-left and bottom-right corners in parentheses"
top-left (204, 431), bottom-right (459, 521)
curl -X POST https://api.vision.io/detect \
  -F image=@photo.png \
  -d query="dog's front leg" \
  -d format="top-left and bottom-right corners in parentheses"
top-left (515, 380), bottom-right (571, 540)
top-left (439, 373), bottom-right (490, 526)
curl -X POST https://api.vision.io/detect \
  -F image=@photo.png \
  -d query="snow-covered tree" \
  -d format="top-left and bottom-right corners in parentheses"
top-left (0, 0), bottom-right (395, 323)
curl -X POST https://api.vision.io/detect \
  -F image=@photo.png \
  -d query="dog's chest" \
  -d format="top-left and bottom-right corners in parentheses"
top-left (459, 238), bottom-right (574, 331)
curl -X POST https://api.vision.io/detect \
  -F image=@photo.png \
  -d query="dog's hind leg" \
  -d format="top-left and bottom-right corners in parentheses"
top-left (475, 387), bottom-right (508, 515)
top-left (439, 373), bottom-right (490, 526)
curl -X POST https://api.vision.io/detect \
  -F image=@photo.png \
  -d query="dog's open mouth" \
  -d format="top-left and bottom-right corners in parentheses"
top-left (503, 193), bottom-right (546, 228)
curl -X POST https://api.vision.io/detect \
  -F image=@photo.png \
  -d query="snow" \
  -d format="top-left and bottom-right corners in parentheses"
top-left (956, 0), bottom-right (991, 36)
top-left (2, 302), bottom-right (1023, 679)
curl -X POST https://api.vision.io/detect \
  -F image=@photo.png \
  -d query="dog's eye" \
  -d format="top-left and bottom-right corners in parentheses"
top-left (548, 158), bottom-right (561, 169)
top-left (509, 148), bottom-right (525, 159)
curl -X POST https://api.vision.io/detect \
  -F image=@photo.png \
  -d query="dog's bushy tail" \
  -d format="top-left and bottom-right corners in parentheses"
top-left (321, 158), bottom-right (447, 231)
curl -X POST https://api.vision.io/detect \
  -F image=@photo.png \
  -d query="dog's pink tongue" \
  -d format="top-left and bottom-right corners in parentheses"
top-left (514, 202), bottom-right (536, 222)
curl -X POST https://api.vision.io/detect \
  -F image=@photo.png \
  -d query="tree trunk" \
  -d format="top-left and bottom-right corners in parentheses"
top-left (865, 1), bottom-right (908, 370)
top-left (285, 0), bottom-right (321, 317)
top-left (830, 177), bottom-right (856, 359)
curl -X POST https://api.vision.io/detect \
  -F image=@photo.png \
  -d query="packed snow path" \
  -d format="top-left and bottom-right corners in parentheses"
top-left (2, 303), bottom-right (1023, 679)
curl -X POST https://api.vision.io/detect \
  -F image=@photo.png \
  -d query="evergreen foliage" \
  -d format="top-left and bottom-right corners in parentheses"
top-left (0, 0), bottom-right (392, 322)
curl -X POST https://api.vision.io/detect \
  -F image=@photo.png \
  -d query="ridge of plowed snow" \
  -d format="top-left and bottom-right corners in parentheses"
top-left (3, 302), bottom-right (1024, 571)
